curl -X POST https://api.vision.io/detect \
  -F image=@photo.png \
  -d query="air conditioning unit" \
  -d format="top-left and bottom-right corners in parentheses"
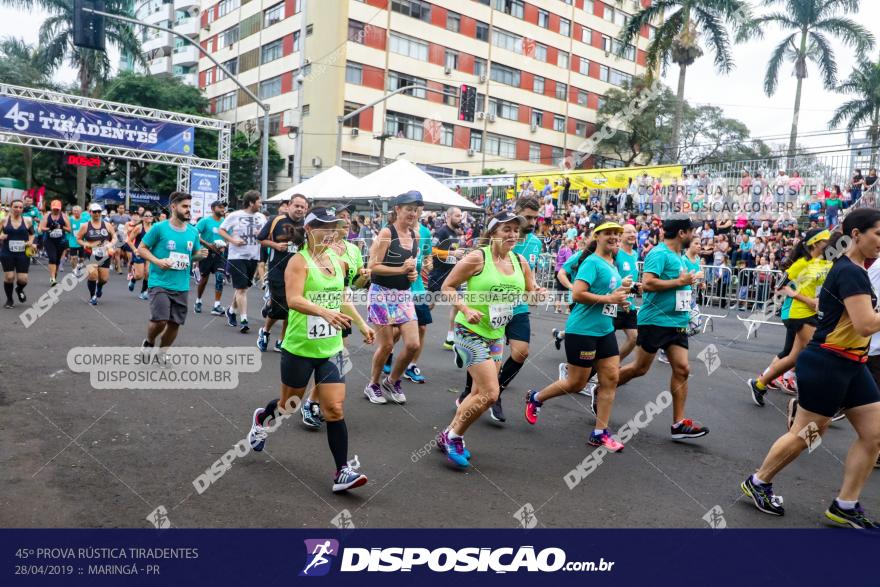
top-left (478, 74), bottom-right (487, 83)
top-left (604, 51), bottom-right (610, 57)
top-left (476, 112), bottom-right (485, 120)
top-left (487, 113), bottom-right (496, 123)
top-left (530, 123), bottom-right (537, 133)
top-left (467, 148), bottom-right (475, 157)
top-left (444, 66), bottom-right (452, 75)
top-left (351, 128), bottom-right (359, 137)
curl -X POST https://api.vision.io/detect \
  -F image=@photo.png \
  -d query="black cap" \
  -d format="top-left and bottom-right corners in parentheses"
top-left (210, 200), bottom-right (227, 209)
top-left (392, 190), bottom-right (424, 207)
top-left (662, 214), bottom-right (699, 235)
top-left (304, 207), bottom-right (340, 226)
top-left (486, 211), bottom-right (524, 232)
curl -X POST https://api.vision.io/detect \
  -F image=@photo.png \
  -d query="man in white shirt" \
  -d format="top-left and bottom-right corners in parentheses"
top-left (218, 190), bottom-right (267, 333)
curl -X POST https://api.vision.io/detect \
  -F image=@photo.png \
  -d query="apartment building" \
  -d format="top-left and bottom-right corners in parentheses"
top-left (121, 0), bottom-right (201, 85)
top-left (198, 0), bottom-right (657, 191)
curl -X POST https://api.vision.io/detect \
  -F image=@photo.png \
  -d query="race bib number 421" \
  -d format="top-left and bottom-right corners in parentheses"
top-left (308, 315), bottom-right (338, 339)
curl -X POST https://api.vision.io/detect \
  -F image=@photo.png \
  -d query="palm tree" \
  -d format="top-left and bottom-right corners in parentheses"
top-left (618, 0), bottom-right (751, 163)
top-left (738, 0), bottom-right (874, 166)
top-left (1, 0), bottom-right (145, 205)
top-left (829, 59), bottom-right (880, 169)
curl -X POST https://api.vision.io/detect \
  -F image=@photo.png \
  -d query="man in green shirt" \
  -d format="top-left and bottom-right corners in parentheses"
top-left (67, 205), bottom-right (86, 277)
top-left (194, 200), bottom-right (228, 315)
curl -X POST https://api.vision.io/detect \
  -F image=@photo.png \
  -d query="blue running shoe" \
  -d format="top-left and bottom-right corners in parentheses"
top-left (210, 304), bottom-right (225, 316)
top-left (247, 408), bottom-right (268, 452)
top-left (89, 295), bottom-right (98, 306)
top-left (404, 365), bottom-right (425, 383)
top-left (333, 465), bottom-right (367, 492)
top-left (194, 300), bottom-right (202, 313)
top-left (825, 500), bottom-right (878, 529)
top-left (437, 430), bottom-right (470, 467)
top-left (257, 328), bottom-right (269, 352)
top-left (301, 400), bottom-right (323, 429)
top-left (128, 279), bottom-right (135, 292)
top-left (138, 291), bottom-right (148, 301)
top-left (239, 319), bottom-right (250, 334)
top-left (274, 339), bottom-right (282, 353)
top-left (225, 307), bottom-right (237, 327)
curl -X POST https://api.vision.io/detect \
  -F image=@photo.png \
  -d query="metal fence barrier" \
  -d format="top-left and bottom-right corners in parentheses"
top-left (732, 267), bottom-right (786, 339)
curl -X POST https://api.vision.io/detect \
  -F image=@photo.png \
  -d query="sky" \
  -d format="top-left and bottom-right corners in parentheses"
top-left (0, 0), bottom-right (877, 154)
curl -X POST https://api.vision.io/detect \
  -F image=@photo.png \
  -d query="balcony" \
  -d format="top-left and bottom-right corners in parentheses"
top-left (140, 2), bottom-right (173, 24)
top-left (174, 0), bottom-right (199, 11)
top-left (148, 56), bottom-right (172, 76)
top-left (142, 31), bottom-right (172, 55)
top-left (173, 16), bottom-right (199, 37)
top-left (172, 44), bottom-right (199, 67)
top-left (176, 72), bottom-right (197, 86)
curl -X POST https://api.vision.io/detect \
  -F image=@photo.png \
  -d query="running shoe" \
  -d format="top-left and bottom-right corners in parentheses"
top-left (383, 353), bottom-right (393, 375)
top-left (239, 319), bottom-right (250, 334)
top-left (16, 289), bottom-right (26, 303)
top-left (138, 291), bottom-right (148, 301)
top-left (671, 419), bottom-right (709, 439)
top-left (489, 400), bottom-right (505, 423)
top-left (824, 501), bottom-right (878, 529)
top-left (779, 375), bottom-right (798, 395)
top-left (581, 382), bottom-right (596, 398)
top-left (831, 409), bottom-right (846, 423)
top-left (589, 430), bottom-right (624, 452)
top-left (247, 408), bottom-right (268, 451)
top-left (552, 328), bottom-right (563, 351)
top-left (657, 349), bottom-right (669, 364)
top-left (436, 430), bottom-right (469, 468)
top-left (741, 475), bottom-right (784, 516)
top-left (382, 377), bottom-right (406, 404)
top-left (767, 375), bottom-right (781, 390)
top-left (128, 279), bottom-right (135, 292)
top-left (435, 429), bottom-right (471, 459)
top-left (443, 337), bottom-right (454, 350)
top-left (50, 278), bottom-right (57, 287)
top-left (404, 365), bottom-right (426, 383)
top-left (3, 300), bottom-right (12, 309)
top-left (89, 295), bottom-right (98, 306)
top-left (558, 362), bottom-right (567, 381)
top-left (333, 465), bottom-right (368, 492)
top-left (225, 307), bottom-right (237, 327)
top-left (301, 400), bottom-right (323, 430)
top-left (747, 378), bottom-right (766, 407)
top-left (786, 398), bottom-right (798, 431)
top-left (524, 390), bottom-right (543, 425)
top-left (210, 304), bottom-right (225, 316)
top-left (363, 383), bottom-right (387, 404)
top-left (194, 300), bottom-right (202, 313)
top-left (257, 328), bottom-right (269, 352)
top-left (273, 340), bottom-right (282, 353)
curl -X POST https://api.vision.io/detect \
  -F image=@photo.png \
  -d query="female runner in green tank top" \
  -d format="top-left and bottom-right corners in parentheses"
top-left (246, 207), bottom-right (376, 493)
top-left (436, 212), bottom-right (537, 468)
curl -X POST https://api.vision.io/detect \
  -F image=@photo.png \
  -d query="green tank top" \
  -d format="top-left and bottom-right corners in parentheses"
top-left (455, 246), bottom-right (525, 339)
top-left (283, 248), bottom-right (345, 359)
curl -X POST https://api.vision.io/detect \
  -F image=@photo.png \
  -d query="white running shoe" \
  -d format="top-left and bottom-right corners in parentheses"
top-left (558, 362), bottom-right (568, 381)
top-left (247, 408), bottom-right (269, 451)
top-left (363, 383), bottom-right (387, 404)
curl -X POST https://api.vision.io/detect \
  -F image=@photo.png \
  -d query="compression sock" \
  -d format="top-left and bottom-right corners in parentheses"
top-left (3, 282), bottom-right (12, 303)
top-left (141, 279), bottom-right (149, 293)
top-left (326, 419), bottom-right (349, 471)
top-left (755, 379), bottom-right (767, 391)
top-left (257, 399), bottom-right (280, 426)
top-left (87, 280), bottom-right (97, 296)
top-left (498, 357), bottom-right (525, 392)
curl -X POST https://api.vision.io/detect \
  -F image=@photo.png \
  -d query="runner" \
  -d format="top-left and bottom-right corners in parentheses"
top-left (108, 204), bottom-right (132, 274)
top-left (436, 211), bottom-right (535, 467)
top-left (364, 191), bottom-right (422, 405)
top-left (127, 210), bottom-right (155, 300)
top-left (256, 194), bottom-right (307, 352)
top-left (747, 228), bottom-right (831, 406)
top-left (137, 192), bottom-right (207, 354)
top-left (66, 205), bottom-right (86, 278)
top-left (0, 200), bottom-right (35, 308)
top-left (218, 191), bottom-right (267, 333)
top-left (524, 222), bottom-right (631, 451)
top-left (613, 223), bottom-right (641, 360)
top-left (76, 203), bottom-right (117, 306)
top-left (406, 206), bottom-right (434, 384)
top-left (427, 207), bottom-right (465, 349)
top-left (38, 200), bottom-right (71, 286)
top-left (246, 207), bottom-right (375, 493)
top-left (741, 208), bottom-right (880, 528)
top-left (194, 200), bottom-right (228, 315)
top-left (593, 214), bottom-right (709, 440)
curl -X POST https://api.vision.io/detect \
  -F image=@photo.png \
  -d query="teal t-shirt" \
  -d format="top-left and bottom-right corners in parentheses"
top-left (566, 253), bottom-right (622, 337)
top-left (411, 224), bottom-right (433, 295)
top-left (615, 247), bottom-right (639, 309)
top-left (682, 254), bottom-right (701, 274)
top-left (142, 220), bottom-right (202, 292)
top-left (512, 232), bottom-right (543, 315)
top-left (196, 215), bottom-right (224, 247)
top-left (562, 250), bottom-right (583, 277)
top-left (637, 242), bottom-right (691, 328)
top-left (68, 214), bottom-right (86, 248)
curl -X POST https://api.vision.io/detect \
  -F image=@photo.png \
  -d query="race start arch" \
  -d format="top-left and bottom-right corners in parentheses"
top-left (0, 83), bottom-right (231, 214)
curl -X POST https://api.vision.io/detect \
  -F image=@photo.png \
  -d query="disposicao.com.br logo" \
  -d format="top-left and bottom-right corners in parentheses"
top-left (300, 542), bottom-right (615, 575)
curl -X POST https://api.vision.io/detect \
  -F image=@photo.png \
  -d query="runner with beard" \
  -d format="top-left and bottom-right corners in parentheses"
top-left (66, 206), bottom-right (86, 278)
top-left (428, 207), bottom-right (465, 350)
top-left (218, 191), bottom-right (267, 333)
top-left (194, 200), bottom-right (228, 315)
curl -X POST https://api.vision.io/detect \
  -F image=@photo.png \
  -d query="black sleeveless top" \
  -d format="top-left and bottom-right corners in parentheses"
top-left (84, 220), bottom-right (110, 245)
top-left (372, 224), bottom-right (418, 290)
top-left (1, 216), bottom-right (32, 256)
top-left (45, 213), bottom-right (66, 240)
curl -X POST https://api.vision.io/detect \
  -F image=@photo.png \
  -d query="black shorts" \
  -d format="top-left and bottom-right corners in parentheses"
top-left (198, 251), bottom-right (225, 275)
top-left (505, 312), bottom-right (530, 343)
top-left (415, 303), bottom-right (432, 326)
top-left (280, 349), bottom-right (345, 388)
top-left (613, 309), bottom-right (638, 331)
top-left (228, 259), bottom-right (258, 289)
top-left (636, 324), bottom-right (689, 354)
top-left (265, 281), bottom-right (288, 320)
top-left (777, 317), bottom-right (818, 359)
top-left (119, 243), bottom-right (132, 254)
top-left (0, 254), bottom-right (29, 274)
top-left (797, 346), bottom-right (880, 417)
top-left (68, 247), bottom-right (84, 259)
top-left (564, 332), bottom-right (619, 368)
top-left (44, 238), bottom-right (67, 264)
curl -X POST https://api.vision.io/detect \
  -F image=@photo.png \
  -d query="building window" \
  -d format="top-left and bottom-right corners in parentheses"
top-left (575, 121), bottom-right (588, 137)
top-left (474, 57), bottom-right (487, 77)
top-left (293, 30), bottom-right (301, 51)
top-left (533, 43), bottom-right (547, 62)
top-left (204, 68), bottom-right (214, 85)
top-left (598, 64), bottom-right (609, 82)
top-left (217, 0), bottom-right (240, 18)
top-left (581, 27), bottom-right (592, 44)
top-left (496, 0), bottom-right (524, 19)
top-left (558, 51), bottom-right (569, 69)
top-left (391, 0), bottom-right (431, 21)
top-left (445, 49), bottom-right (458, 70)
top-left (264, 2), bottom-right (283, 28)
top-left (597, 95), bottom-right (606, 109)
top-left (552, 146), bottom-right (564, 165)
top-left (584, 0), bottom-right (594, 13)
top-left (578, 58), bottom-right (589, 76)
top-left (576, 89), bottom-right (588, 106)
top-left (602, 34), bottom-right (611, 52)
top-left (611, 38), bottom-right (636, 61)
top-left (443, 84), bottom-right (457, 106)
top-left (389, 32), bottom-right (429, 61)
top-left (488, 97), bottom-right (518, 120)
top-left (531, 109), bottom-right (543, 127)
top-left (553, 115), bottom-right (565, 132)
top-left (343, 102), bottom-right (361, 127)
top-left (555, 81), bottom-right (567, 100)
top-left (604, 5), bottom-right (629, 27)
top-left (533, 75), bottom-right (545, 94)
top-left (261, 39), bottom-right (283, 64)
top-left (446, 11), bottom-right (460, 32)
top-left (559, 17), bottom-right (571, 37)
top-left (486, 133), bottom-right (516, 158)
top-left (492, 28), bottom-right (520, 53)
top-left (219, 25), bottom-right (239, 48)
top-left (475, 21), bottom-right (489, 42)
top-left (537, 8), bottom-right (549, 28)
top-left (348, 20), bottom-right (365, 43)
top-left (529, 143), bottom-right (541, 163)
top-left (345, 62), bottom-right (363, 84)
top-left (215, 91), bottom-right (236, 113)
top-left (217, 57), bottom-right (238, 81)
top-left (490, 63), bottom-right (520, 87)
top-left (470, 130), bottom-right (483, 152)
top-left (388, 70), bottom-right (427, 98)
top-left (609, 68), bottom-right (632, 87)
top-left (259, 76), bottom-right (282, 99)
top-left (386, 111), bottom-right (425, 141)
top-left (439, 123), bottom-right (454, 147)
top-left (302, 104), bottom-right (310, 116)
top-left (269, 112), bottom-right (282, 135)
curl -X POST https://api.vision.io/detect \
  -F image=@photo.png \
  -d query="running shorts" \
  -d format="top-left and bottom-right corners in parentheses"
top-left (453, 323), bottom-right (503, 369)
top-left (0, 254), bottom-right (29, 274)
top-left (613, 309), bottom-right (638, 331)
top-left (265, 281), bottom-right (288, 320)
top-left (119, 243), bottom-right (132, 254)
top-left (415, 302), bottom-right (433, 326)
top-left (505, 312), bottom-right (531, 343)
top-left (868, 355), bottom-right (880, 387)
top-left (796, 345), bottom-right (880, 417)
top-left (44, 238), bottom-right (67, 265)
top-left (228, 259), bottom-right (258, 289)
top-left (636, 324), bottom-right (689, 354)
top-left (280, 349), bottom-right (345, 388)
top-left (368, 283), bottom-right (415, 325)
top-left (198, 251), bottom-right (225, 275)
top-left (148, 287), bottom-right (189, 325)
top-left (564, 332), bottom-right (619, 368)
top-left (777, 317), bottom-right (818, 359)
top-left (68, 247), bottom-right (84, 259)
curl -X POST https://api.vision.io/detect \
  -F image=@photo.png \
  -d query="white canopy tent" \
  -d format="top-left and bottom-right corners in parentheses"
top-left (346, 159), bottom-right (481, 211)
top-left (268, 165), bottom-right (359, 202)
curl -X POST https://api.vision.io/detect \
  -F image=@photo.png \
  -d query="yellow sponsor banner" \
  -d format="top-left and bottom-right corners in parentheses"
top-left (518, 165), bottom-right (684, 193)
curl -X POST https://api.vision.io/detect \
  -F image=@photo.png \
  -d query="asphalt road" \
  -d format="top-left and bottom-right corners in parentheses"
top-left (2, 263), bottom-right (877, 529)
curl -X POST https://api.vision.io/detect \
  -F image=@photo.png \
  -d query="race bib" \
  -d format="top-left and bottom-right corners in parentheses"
top-left (168, 252), bottom-right (190, 270)
top-left (93, 246), bottom-right (107, 259)
top-left (675, 290), bottom-right (692, 312)
top-left (213, 239), bottom-right (226, 248)
top-left (49, 229), bottom-right (63, 239)
top-left (489, 304), bottom-right (513, 329)
top-left (8, 240), bottom-right (25, 253)
top-left (287, 242), bottom-right (299, 254)
top-left (307, 315), bottom-right (338, 339)
top-left (602, 304), bottom-right (618, 317)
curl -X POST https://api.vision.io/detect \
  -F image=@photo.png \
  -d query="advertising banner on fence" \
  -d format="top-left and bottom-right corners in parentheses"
top-left (189, 169), bottom-right (220, 222)
top-left (0, 96), bottom-right (195, 155)
top-left (92, 187), bottom-right (168, 208)
top-left (519, 165), bottom-right (684, 192)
